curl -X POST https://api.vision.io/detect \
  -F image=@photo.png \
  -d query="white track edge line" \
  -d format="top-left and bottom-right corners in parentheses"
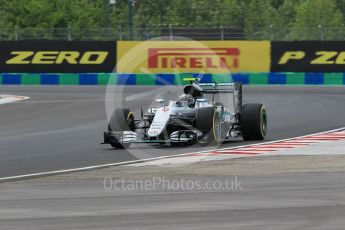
top-left (0, 95), bottom-right (29, 105)
top-left (1, 126), bottom-right (344, 182)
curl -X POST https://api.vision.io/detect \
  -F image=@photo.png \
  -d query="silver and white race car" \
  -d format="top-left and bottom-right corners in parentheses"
top-left (103, 79), bottom-right (267, 148)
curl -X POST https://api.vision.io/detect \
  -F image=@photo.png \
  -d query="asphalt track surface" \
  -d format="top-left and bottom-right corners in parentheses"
top-left (1, 158), bottom-right (345, 230)
top-left (1, 85), bottom-right (345, 178)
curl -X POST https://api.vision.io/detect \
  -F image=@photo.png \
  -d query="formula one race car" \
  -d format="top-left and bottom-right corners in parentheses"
top-left (103, 79), bottom-right (267, 148)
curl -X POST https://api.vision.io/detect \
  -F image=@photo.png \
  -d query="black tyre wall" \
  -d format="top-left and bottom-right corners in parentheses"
top-left (240, 103), bottom-right (267, 141)
top-left (195, 107), bottom-right (214, 133)
top-left (108, 108), bottom-right (131, 131)
top-left (195, 107), bottom-right (217, 144)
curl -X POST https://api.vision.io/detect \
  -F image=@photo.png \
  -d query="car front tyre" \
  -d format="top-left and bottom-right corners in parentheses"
top-left (195, 107), bottom-right (222, 145)
top-left (108, 108), bottom-right (134, 149)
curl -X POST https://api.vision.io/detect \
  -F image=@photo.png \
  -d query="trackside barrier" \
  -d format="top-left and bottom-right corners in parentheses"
top-left (0, 73), bottom-right (345, 85)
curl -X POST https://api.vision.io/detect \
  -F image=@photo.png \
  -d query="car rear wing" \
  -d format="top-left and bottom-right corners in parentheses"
top-left (199, 82), bottom-right (242, 114)
top-left (199, 82), bottom-right (238, 94)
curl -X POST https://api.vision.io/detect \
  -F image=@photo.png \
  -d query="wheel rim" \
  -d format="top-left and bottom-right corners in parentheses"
top-left (127, 112), bottom-right (135, 131)
top-left (212, 111), bottom-right (222, 143)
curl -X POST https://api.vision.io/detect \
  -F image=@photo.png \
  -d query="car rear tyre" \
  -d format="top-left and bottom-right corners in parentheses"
top-left (240, 103), bottom-right (267, 141)
top-left (108, 108), bottom-right (135, 148)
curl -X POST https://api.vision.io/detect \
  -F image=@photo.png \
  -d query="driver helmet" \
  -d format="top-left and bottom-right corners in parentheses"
top-left (179, 94), bottom-right (195, 107)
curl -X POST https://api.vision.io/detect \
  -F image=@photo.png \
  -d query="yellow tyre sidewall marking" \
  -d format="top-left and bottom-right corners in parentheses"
top-left (212, 110), bottom-right (222, 144)
top-left (127, 112), bottom-right (134, 121)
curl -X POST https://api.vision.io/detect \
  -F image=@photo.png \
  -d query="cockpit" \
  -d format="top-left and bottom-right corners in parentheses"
top-left (177, 83), bottom-right (209, 108)
top-left (177, 94), bottom-right (195, 107)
